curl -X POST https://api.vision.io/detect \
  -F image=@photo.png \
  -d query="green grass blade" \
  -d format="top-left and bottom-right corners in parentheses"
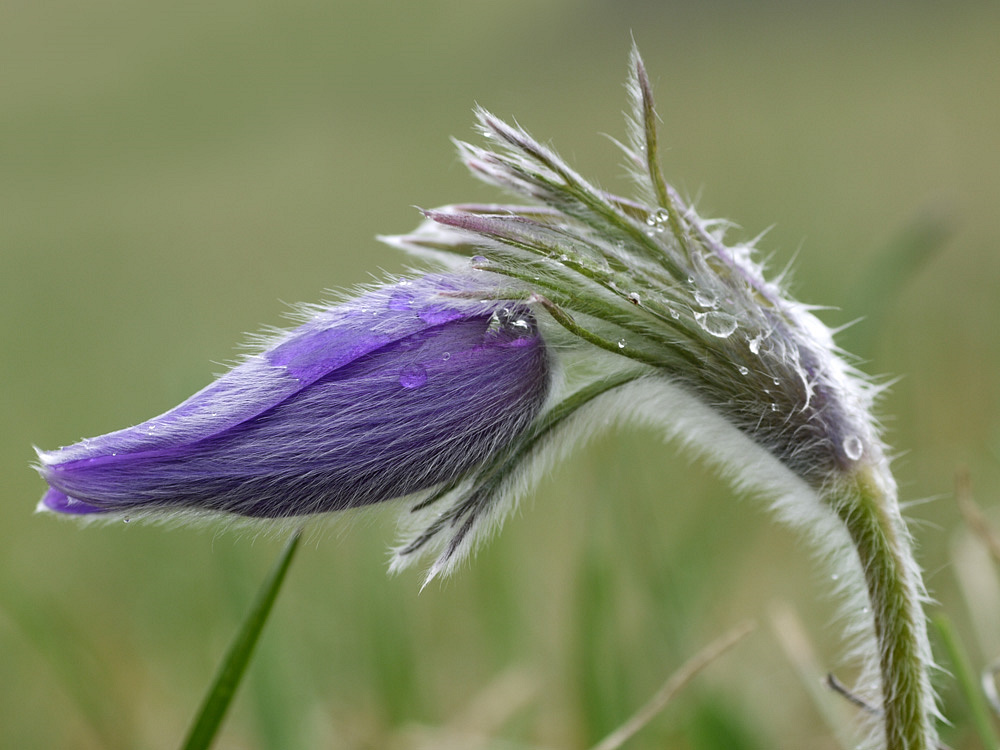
top-left (180, 529), bottom-right (303, 750)
top-left (845, 210), bottom-right (951, 358)
top-left (932, 613), bottom-right (1000, 750)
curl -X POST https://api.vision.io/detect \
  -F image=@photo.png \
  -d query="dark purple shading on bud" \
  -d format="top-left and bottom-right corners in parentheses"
top-left (37, 274), bottom-right (550, 519)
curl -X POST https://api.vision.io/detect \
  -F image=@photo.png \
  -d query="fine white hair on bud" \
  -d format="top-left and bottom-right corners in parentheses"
top-left (385, 46), bottom-right (939, 750)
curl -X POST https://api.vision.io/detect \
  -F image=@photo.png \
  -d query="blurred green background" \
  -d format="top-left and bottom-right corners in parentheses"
top-left (2, 1), bottom-right (999, 748)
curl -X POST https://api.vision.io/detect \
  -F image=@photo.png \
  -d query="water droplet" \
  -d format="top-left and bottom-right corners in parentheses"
top-left (694, 291), bottom-right (717, 309)
top-left (772, 378), bottom-right (780, 386)
top-left (748, 334), bottom-right (763, 355)
top-left (399, 365), bottom-right (428, 389)
top-left (737, 365), bottom-right (749, 375)
top-left (645, 209), bottom-right (669, 232)
top-left (558, 254), bottom-right (570, 262)
top-left (842, 435), bottom-right (864, 461)
top-left (617, 338), bottom-right (627, 349)
top-left (627, 292), bottom-right (641, 305)
top-left (831, 573), bottom-right (840, 582)
top-left (694, 311), bottom-right (738, 338)
top-left (769, 403), bottom-right (779, 412)
top-left (123, 517), bottom-right (130, 524)
top-left (441, 352), bottom-right (451, 361)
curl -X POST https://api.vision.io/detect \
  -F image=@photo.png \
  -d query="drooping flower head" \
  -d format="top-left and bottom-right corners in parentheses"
top-left (37, 47), bottom-right (938, 748)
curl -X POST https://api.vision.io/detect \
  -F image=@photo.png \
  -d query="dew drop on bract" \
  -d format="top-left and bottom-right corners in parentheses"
top-left (399, 365), bottom-right (428, 389)
top-left (748, 334), bottom-right (763, 355)
top-left (694, 290), bottom-right (718, 309)
top-left (645, 209), bottom-right (668, 232)
top-left (842, 435), bottom-right (864, 461)
top-left (737, 365), bottom-right (749, 375)
top-left (694, 311), bottom-right (738, 338)
top-left (617, 339), bottom-right (627, 349)
top-left (627, 292), bottom-right (641, 305)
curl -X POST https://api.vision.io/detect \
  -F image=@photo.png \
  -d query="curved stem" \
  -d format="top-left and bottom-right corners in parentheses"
top-left (834, 466), bottom-right (937, 750)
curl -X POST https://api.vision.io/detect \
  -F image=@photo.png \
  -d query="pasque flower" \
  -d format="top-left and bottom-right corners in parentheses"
top-left (37, 273), bottom-right (550, 521)
top-left (37, 47), bottom-right (939, 749)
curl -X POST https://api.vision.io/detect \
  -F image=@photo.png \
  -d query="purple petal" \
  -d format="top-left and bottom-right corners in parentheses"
top-left (37, 488), bottom-right (105, 515)
top-left (38, 275), bottom-right (487, 466)
top-left (37, 276), bottom-right (550, 519)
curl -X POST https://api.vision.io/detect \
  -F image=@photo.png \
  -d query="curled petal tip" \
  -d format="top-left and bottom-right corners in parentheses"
top-left (37, 488), bottom-right (107, 516)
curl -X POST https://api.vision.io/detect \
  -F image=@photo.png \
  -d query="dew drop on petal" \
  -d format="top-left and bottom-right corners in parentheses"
top-left (399, 365), bottom-right (428, 389)
top-left (694, 311), bottom-right (738, 338)
top-left (842, 435), bottom-right (864, 461)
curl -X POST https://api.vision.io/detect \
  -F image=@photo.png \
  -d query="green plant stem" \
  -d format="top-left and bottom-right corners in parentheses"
top-left (835, 467), bottom-right (936, 750)
top-left (180, 528), bottom-right (302, 750)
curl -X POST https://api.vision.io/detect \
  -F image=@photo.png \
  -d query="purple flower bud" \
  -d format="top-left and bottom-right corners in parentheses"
top-left (36, 273), bottom-right (551, 520)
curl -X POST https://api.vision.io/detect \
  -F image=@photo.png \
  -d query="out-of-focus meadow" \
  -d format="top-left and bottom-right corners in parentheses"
top-left (2, 1), bottom-right (999, 748)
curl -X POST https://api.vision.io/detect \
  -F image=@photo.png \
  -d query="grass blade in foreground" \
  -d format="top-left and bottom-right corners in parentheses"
top-left (932, 614), bottom-right (1000, 750)
top-left (590, 620), bottom-right (756, 750)
top-left (180, 529), bottom-right (302, 750)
